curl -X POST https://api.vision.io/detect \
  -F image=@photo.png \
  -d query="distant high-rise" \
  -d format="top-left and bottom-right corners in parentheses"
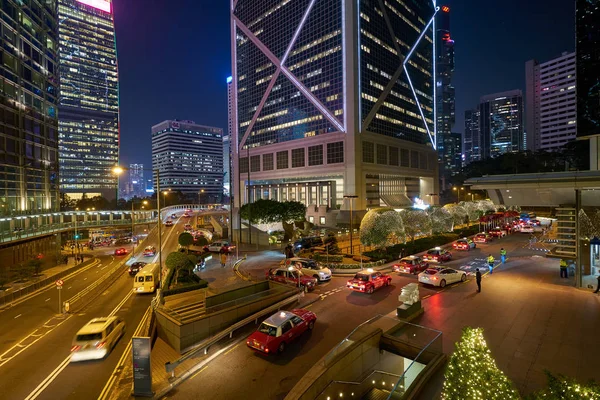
top-left (576, 0), bottom-right (600, 170)
top-left (129, 163), bottom-right (144, 198)
top-left (151, 120), bottom-right (224, 202)
top-left (525, 52), bottom-right (576, 151)
top-left (479, 90), bottom-right (524, 159)
top-left (0, 1), bottom-right (60, 214)
top-left (58, 0), bottom-right (119, 200)
top-left (224, 76), bottom-right (233, 197)
top-left (231, 0), bottom-right (438, 229)
top-left (448, 132), bottom-right (462, 172)
top-left (464, 109), bottom-right (481, 164)
top-left (435, 5), bottom-right (457, 180)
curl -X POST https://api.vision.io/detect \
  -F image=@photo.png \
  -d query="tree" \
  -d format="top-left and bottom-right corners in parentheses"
top-left (165, 252), bottom-right (195, 286)
top-left (360, 208), bottom-right (405, 248)
top-left (442, 327), bottom-right (520, 400)
top-left (527, 371), bottom-right (600, 400)
top-left (579, 210), bottom-right (598, 239)
top-left (429, 207), bottom-right (454, 234)
top-left (240, 199), bottom-right (307, 240)
top-left (178, 232), bottom-right (194, 253)
top-left (461, 201), bottom-right (482, 222)
top-left (444, 204), bottom-right (468, 228)
top-left (195, 236), bottom-right (209, 246)
top-left (0, 268), bottom-right (9, 289)
top-left (399, 209), bottom-right (431, 243)
top-left (26, 258), bottom-right (43, 276)
top-left (324, 232), bottom-right (340, 254)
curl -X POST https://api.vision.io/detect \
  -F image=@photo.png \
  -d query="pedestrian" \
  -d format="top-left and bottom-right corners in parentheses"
top-left (500, 248), bottom-right (507, 264)
top-left (219, 246), bottom-right (228, 268)
top-left (476, 268), bottom-right (482, 292)
top-left (594, 274), bottom-right (600, 293)
top-left (559, 259), bottom-right (568, 278)
top-left (400, 248), bottom-right (406, 259)
top-left (487, 254), bottom-right (495, 274)
top-left (284, 243), bottom-right (294, 259)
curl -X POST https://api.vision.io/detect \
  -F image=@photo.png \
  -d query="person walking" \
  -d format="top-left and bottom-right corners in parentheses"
top-left (559, 259), bottom-right (568, 278)
top-left (594, 273), bottom-right (600, 293)
top-left (284, 243), bottom-right (294, 259)
top-left (500, 248), bottom-right (507, 264)
top-left (476, 268), bottom-right (482, 292)
top-left (219, 246), bottom-right (228, 268)
top-left (487, 254), bottom-right (495, 274)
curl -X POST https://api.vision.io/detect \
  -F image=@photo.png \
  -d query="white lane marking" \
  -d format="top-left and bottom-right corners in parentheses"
top-left (108, 290), bottom-right (133, 317)
top-left (45, 298), bottom-right (51, 302)
top-left (83, 278), bottom-right (87, 281)
top-left (67, 287), bottom-right (72, 290)
top-left (14, 314), bottom-right (21, 319)
top-left (24, 354), bottom-right (71, 400)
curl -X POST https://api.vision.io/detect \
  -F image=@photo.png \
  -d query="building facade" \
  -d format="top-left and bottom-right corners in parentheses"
top-left (0, 0), bottom-right (60, 215)
top-left (464, 108), bottom-right (480, 164)
top-left (435, 5), bottom-right (456, 182)
top-left (230, 0), bottom-right (438, 228)
top-left (525, 52), bottom-right (576, 151)
top-left (479, 90), bottom-right (524, 159)
top-left (224, 76), bottom-right (233, 198)
top-left (57, 0), bottom-right (119, 200)
top-left (151, 120), bottom-right (224, 203)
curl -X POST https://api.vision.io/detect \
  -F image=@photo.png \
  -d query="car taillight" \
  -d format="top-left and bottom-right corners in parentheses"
top-left (432, 277), bottom-right (438, 280)
top-left (71, 345), bottom-right (81, 352)
top-left (265, 347), bottom-right (269, 353)
top-left (96, 342), bottom-right (106, 349)
top-left (359, 285), bottom-right (365, 289)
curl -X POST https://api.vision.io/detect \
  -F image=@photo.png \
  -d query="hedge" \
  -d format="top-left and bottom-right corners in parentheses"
top-left (324, 260), bottom-right (386, 270)
top-left (365, 233), bottom-right (461, 262)
top-left (162, 280), bottom-right (208, 296)
top-left (313, 254), bottom-right (343, 263)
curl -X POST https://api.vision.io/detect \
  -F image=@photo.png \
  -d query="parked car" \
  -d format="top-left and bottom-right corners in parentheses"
top-left (170, 213), bottom-right (178, 219)
top-left (164, 220), bottom-right (173, 227)
top-left (246, 309), bottom-right (316, 354)
top-left (418, 267), bottom-right (466, 288)
top-left (128, 261), bottom-right (147, 276)
top-left (422, 248), bottom-right (452, 263)
top-left (143, 246), bottom-right (156, 257)
top-left (393, 256), bottom-right (429, 274)
top-left (70, 317), bottom-right (125, 362)
top-left (489, 227), bottom-right (506, 237)
top-left (346, 269), bottom-right (392, 294)
top-left (473, 233), bottom-right (494, 243)
top-left (114, 247), bottom-right (128, 256)
top-left (281, 257), bottom-right (332, 282)
top-left (293, 236), bottom-right (324, 251)
top-left (520, 225), bottom-right (535, 233)
top-left (452, 238), bottom-right (476, 251)
top-left (204, 241), bottom-right (234, 253)
top-left (266, 267), bottom-right (317, 291)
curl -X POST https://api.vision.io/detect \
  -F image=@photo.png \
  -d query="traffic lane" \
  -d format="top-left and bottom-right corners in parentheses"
top-left (0, 269), bottom-right (143, 400)
top-left (168, 273), bottom-right (441, 400)
top-left (0, 255), bottom-right (119, 355)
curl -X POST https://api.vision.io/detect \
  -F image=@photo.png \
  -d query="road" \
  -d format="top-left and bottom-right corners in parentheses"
top-left (166, 232), bottom-right (538, 399)
top-left (0, 210), bottom-right (188, 400)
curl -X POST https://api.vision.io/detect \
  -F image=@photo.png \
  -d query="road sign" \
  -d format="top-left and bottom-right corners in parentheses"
top-left (56, 279), bottom-right (64, 287)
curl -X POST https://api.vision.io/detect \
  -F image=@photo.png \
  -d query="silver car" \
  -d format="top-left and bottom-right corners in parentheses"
top-left (282, 257), bottom-right (332, 282)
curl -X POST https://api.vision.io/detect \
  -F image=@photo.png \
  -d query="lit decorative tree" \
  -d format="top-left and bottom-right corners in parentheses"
top-left (477, 199), bottom-right (496, 213)
top-left (429, 207), bottom-right (454, 234)
top-left (528, 371), bottom-right (600, 400)
top-left (579, 209), bottom-right (598, 239)
top-left (442, 327), bottom-right (520, 400)
top-left (359, 208), bottom-right (405, 248)
top-left (461, 201), bottom-right (482, 222)
top-left (399, 209), bottom-right (431, 243)
top-left (444, 204), bottom-right (468, 228)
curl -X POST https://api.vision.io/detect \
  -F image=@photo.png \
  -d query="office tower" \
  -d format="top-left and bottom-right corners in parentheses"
top-left (224, 76), bottom-right (233, 197)
top-left (448, 132), bottom-right (462, 172)
top-left (435, 5), bottom-right (456, 182)
top-left (576, 0), bottom-right (600, 170)
top-left (0, 1), bottom-right (60, 214)
top-left (230, 0), bottom-right (438, 228)
top-left (464, 109), bottom-right (481, 164)
top-left (129, 163), bottom-right (144, 198)
top-left (151, 120), bottom-right (224, 203)
top-left (58, 0), bottom-right (119, 200)
top-left (479, 90), bottom-right (524, 159)
top-left (525, 52), bottom-right (576, 151)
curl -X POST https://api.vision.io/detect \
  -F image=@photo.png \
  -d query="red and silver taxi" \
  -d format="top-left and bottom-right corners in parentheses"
top-left (346, 269), bottom-right (392, 294)
top-left (489, 227), bottom-right (506, 237)
top-left (164, 220), bottom-right (173, 227)
top-left (114, 247), bottom-right (128, 256)
top-left (422, 247), bottom-right (452, 263)
top-left (246, 309), bottom-right (316, 354)
top-left (393, 256), bottom-right (429, 274)
top-left (266, 267), bottom-right (317, 291)
top-left (452, 238), bottom-right (476, 251)
top-left (143, 246), bottom-right (156, 257)
top-left (473, 233), bottom-right (493, 243)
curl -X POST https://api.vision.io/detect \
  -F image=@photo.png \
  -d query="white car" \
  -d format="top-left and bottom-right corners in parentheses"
top-left (70, 317), bottom-right (125, 362)
top-left (206, 240), bottom-right (233, 252)
top-left (418, 267), bottom-right (466, 288)
top-left (281, 257), bottom-right (332, 282)
top-left (520, 225), bottom-right (535, 233)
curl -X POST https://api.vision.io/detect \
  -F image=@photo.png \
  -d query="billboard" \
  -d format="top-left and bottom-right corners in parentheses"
top-left (76, 0), bottom-right (111, 13)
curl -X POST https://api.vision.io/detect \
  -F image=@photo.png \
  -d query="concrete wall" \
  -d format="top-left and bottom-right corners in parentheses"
top-left (0, 234), bottom-right (59, 274)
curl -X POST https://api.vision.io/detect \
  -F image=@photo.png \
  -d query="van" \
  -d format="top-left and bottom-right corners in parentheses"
top-left (133, 263), bottom-right (160, 294)
top-left (70, 317), bottom-right (125, 362)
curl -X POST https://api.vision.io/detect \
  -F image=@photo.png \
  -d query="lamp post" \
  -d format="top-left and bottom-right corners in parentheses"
top-left (131, 200), bottom-right (148, 257)
top-left (343, 195), bottom-right (358, 255)
top-left (452, 187), bottom-right (464, 203)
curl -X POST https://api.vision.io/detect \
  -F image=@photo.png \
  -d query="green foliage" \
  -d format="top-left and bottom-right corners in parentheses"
top-left (443, 204), bottom-right (468, 227)
top-left (313, 254), bottom-right (343, 263)
top-left (26, 258), bottom-right (43, 275)
top-left (359, 208), bottom-right (406, 248)
top-left (442, 327), bottom-right (520, 400)
top-left (324, 233), bottom-right (340, 254)
top-left (0, 268), bottom-right (10, 289)
top-left (162, 280), bottom-right (208, 296)
top-left (526, 371), bottom-right (600, 400)
top-left (364, 233), bottom-right (459, 262)
top-left (165, 251), bottom-right (194, 271)
top-left (178, 232), bottom-right (194, 251)
top-left (195, 236), bottom-right (209, 246)
top-left (429, 207), bottom-right (454, 234)
top-left (240, 199), bottom-right (306, 224)
top-left (399, 209), bottom-right (432, 242)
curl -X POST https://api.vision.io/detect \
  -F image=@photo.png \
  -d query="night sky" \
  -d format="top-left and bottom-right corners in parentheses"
top-left (113, 0), bottom-right (575, 170)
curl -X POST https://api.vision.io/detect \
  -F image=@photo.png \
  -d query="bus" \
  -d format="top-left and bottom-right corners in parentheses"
top-left (133, 263), bottom-right (160, 294)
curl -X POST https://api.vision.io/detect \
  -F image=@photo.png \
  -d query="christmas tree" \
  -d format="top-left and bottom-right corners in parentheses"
top-left (442, 327), bottom-right (520, 400)
top-left (527, 371), bottom-right (600, 400)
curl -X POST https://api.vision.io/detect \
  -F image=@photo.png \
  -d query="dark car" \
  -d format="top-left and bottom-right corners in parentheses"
top-left (128, 261), bottom-right (147, 276)
top-left (422, 248), bottom-right (452, 263)
top-left (293, 236), bottom-right (323, 251)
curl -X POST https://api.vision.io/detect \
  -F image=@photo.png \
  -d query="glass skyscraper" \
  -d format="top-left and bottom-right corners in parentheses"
top-left (57, 0), bottom-right (119, 200)
top-left (231, 0), bottom-right (439, 227)
top-left (479, 90), bottom-right (524, 159)
top-left (464, 108), bottom-right (481, 164)
top-left (0, 0), bottom-right (60, 215)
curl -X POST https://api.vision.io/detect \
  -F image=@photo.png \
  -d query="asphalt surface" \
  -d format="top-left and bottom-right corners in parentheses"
top-left (165, 232), bottom-right (538, 400)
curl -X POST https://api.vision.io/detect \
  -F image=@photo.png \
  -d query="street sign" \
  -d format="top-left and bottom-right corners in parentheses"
top-left (132, 337), bottom-right (153, 397)
top-left (56, 279), bottom-right (64, 287)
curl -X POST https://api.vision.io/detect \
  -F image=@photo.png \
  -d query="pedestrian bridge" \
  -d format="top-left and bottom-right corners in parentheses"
top-left (0, 204), bottom-right (228, 246)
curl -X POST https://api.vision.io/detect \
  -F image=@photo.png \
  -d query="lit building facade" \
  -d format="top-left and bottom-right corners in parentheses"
top-left (435, 5), bottom-right (456, 181)
top-left (0, 0), bottom-right (60, 214)
top-left (151, 120), bottom-right (224, 202)
top-left (58, 0), bottom-right (119, 200)
top-left (230, 0), bottom-right (439, 228)
top-left (464, 108), bottom-right (480, 164)
top-left (479, 90), bottom-right (524, 159)
top-left (224, 76), bottom-right (233, 197)
top-left (525, 52), bottom-right (576, 151)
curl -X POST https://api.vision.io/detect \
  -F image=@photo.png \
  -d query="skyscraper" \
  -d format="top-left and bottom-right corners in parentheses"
top-left (58, 0), bottom-right (119, 200)
top-left (224, 76), bottom-right (233, 197)
top-left (479, 90), bottom-right (524, 159)
top-left (435, 5), bottom-right (456, 181)
top-left (0, 0), bottom-right (60, 214)
top-left (129, 163), bottom-right (144, 198)
top-left (576, 0), bottom-right (600, 170)
top-left (230, 0), bottom-right (438, 228)
top-left (525, 52), bottom-right (576, 151)
top-left (464, 109), bottom-right (481, 164)
top-left (151, 120), bottom-right (224, 203)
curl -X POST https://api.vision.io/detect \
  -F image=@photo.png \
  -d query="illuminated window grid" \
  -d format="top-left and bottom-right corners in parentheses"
top-left (363, 141), bottom-right (375, 163)
top-left (308, 144), bottom-right (323, 166)
top-left (291, 148), bottom-right (305, 168)
top-left (250, 155), bottom-right (261, 172)
top-left (326, 141), bottom-right (344, 164)
top-left (276, 150), bottom-right (288, 169)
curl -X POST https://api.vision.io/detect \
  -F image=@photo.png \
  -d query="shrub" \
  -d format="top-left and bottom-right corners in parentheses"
top-left (323, 260), bottom-right (386, 270)
top-left (364, 233), bottom-right (460, 262)
top-left (352, 255), bottom-right (371, 262)
top-left (162, 280), bottom-right (208, 296)
top-left (313, 254), bottom-right (343, 263)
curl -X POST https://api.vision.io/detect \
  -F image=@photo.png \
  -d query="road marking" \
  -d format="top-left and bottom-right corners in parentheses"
top-left (108, 290), bottom-right (133, 317)
top-left (24, 354), bottom-right (71, 400)
top-left (67, 286), bottom-right (72, 290)
top-left (189, 366), bottom-right (208, 381)
top-left (45, 298), bottom-right (50, 302)
top-left (83, 277), bottom-right (87, 281)
top-left (14, 314), bottom-right (21, 319)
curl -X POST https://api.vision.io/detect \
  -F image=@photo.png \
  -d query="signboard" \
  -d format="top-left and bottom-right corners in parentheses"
top-left (132, 337), bottom-right (153, 397)
top-left (56, 279), bottom-right (64, 287)
top-left (76, 0), bottom-right (111, 13)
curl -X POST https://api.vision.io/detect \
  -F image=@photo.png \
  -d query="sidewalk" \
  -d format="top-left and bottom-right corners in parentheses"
top-left (415, 256), bottom-right (600, 399)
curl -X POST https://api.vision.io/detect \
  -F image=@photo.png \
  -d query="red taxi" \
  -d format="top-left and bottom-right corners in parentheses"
top-left (452, 238), bottom-right (476, 251)
top-left (266, 267), bottom-right (317, 291)
top-left (473, 233), bottom-right (493, 243)
top-left (143, 246), bottom-right (156, 257)
top-left (246, 309), bottom-right (316, 354)
top-left (164, 220), bottom-right (173, 227)
top-left (346, 269), bottom-right (392, 294)
top-left (422, 247), bottom-right (452, 263)
top-left (114, 247), bottom-right (128, 256)
top-left (393, 256), bottom-right (429, 274)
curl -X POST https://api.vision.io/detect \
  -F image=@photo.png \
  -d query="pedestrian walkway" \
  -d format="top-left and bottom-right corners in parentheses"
top-left (415, 256), bottom-right (600, 399)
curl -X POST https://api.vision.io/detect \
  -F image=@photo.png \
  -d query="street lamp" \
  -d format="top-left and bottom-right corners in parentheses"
top-left (131, 199), bottom-right (148, 256)
top-left (343, 195), bottom-right (358, 255)
top-left (452, 187), bottom-right (464, 203)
